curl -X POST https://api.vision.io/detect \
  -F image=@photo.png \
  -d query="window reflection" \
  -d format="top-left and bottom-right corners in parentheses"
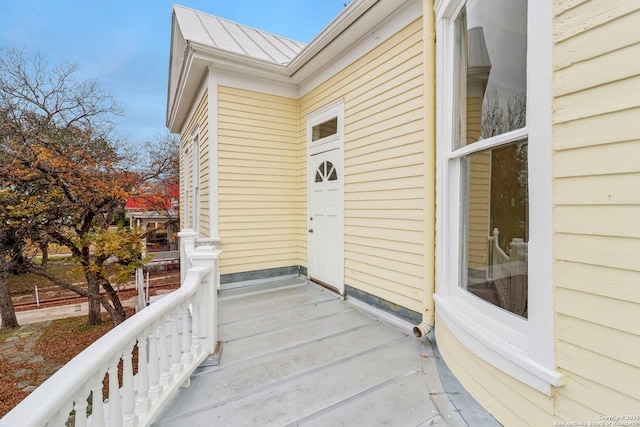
top-left (456, 0), bottom-right (529, 318)
top-left (456, 0), bottom-right (527, 148)
top-left (462, 142), bottom-right (528, 317)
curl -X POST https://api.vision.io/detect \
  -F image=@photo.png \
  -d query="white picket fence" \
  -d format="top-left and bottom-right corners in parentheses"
top-left (1, 229), bottom-right (220, 427)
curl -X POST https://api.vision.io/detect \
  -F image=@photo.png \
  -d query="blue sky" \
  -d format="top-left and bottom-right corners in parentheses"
top-left (0, 1), bottom-right (345, 146)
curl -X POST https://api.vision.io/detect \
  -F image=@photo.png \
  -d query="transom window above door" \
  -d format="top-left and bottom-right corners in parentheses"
top-left (312, 117), bottom-right (338, 141)
top-left (315, 161), bottom-right (338, 183)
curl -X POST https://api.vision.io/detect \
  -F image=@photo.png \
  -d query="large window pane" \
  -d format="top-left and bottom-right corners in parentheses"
top-left (455, 0), bottom-right (527, 149)
top-left (462, 141), bottom-right (529, 317)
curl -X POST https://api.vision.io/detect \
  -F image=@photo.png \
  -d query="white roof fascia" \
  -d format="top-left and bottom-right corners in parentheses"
top-left (286, 0), bottom-right (379, 75)
top-left (294, 0), bottom-right (418, 94)
top-left (167, 41), bottom-right (198, 132)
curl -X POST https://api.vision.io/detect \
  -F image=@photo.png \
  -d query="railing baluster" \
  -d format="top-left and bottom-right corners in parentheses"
top-left (53, 400), bottom-right (72, 427)
top-left (181, 303), bottom-right (192, 367)
top-left (136, 330), bottom-right (151, 418)
top-left (158, 316), bottom-right (172, 388)
top-left (108, 357), bottom-right (123, 427)
top-left (122, 342), bottom-right (136, 427)
top-left (170, 308), bottom-right (182, 377)
top-left (191, 291), bottom-right (202, 357)
top-left (73, 390), bottom-right (88, 427)
top-left (91, 372), bottom-right (106, 427)
top-left (148, 322), bottom-right (161, 401)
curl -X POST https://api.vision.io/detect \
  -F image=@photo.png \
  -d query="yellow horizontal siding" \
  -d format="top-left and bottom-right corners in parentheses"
top-left (555, 234), bottom-right (640, 271)
top-left (553, 107), bottom-right (640, 150)
top-left (555, 76), bottom-right (640, 124)
top-left (180, 89), bottom-right (208, 233)
top-left (345, 235), bottom-right (423, 259)
top-left (435, 316), bottom-right (559, 426)
top-left (345, 273), bottom-right (422, 312)
top-left (554, 9), bottom-right (639, 70)
top-left (555, 287), bottom-right (639, 337)
top-left (345, 241), bottom-right (423, 268)
top-left (553, 0), bottom-right (638, 43)
top-left (557, 340), bottom-right (640, 401)
top-left (555, 205), bottom-right (640, 238)
top-left (554, 174), bottom-right (640, 205)
top-left (554, 393), bottom-right (601, 422)
top-left (556, 314), bottom-right (638, 369)
top-left (556, 373), bottom-right (640, 416)
top-left (554, 261), bottom-right (640, 303)
top-left (552, 0), bottom-right (640, 419)
top-left (297, 18), bottom-right (426, 311)
top-left (217, 86), bottom-right (300, 275)
top-left (554, 41), bottom-right (640, 97)
top-left (554, 140), bottom-right (640, 178)
top-left (222, 260), bottom-right (298, 276)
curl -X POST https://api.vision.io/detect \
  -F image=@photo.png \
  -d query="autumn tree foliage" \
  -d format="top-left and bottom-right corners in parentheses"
top-left (0, 47), bottom-right (151, 326)
top-left (137, 133), bottom-right (180, 224)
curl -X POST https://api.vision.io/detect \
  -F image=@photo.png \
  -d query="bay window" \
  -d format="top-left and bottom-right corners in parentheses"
top-left (434, 0), bottom-right (562, 393)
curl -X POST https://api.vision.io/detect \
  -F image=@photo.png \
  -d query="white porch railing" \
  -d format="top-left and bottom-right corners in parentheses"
top-left (487, 227), bottom-right (528, 315)
top-left (1, 229), bottom-right (221, 427)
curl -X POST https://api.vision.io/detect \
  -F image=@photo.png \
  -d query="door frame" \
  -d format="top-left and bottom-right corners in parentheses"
top-left (306, 99), bottom-right (345, 294)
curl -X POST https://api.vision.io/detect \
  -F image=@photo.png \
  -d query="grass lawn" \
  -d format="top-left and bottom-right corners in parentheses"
top-left (8, 257), bottom-right (85, 295)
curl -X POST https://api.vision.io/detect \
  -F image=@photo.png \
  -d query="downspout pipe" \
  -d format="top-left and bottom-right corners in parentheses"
top-left (414, 0), bottom-right (437, 340)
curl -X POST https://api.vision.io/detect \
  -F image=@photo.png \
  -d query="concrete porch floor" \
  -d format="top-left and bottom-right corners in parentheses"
top-left (152, 277), bottom-right (500, 426)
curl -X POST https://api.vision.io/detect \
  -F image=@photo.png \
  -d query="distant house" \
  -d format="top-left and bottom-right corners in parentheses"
top-left (125, 184), bottom-right (179, 249)
top-left (167, 0), bottom-right (640, 424)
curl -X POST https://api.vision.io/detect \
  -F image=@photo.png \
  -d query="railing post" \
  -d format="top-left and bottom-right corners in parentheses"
top-left (195, 237), bottom-right (222, 290)
top-left (189, 245), bottom-right (221, 358)
top-left (178, 229), bottom-right (198, 286)
top-left (510, 238), bottom-right (528, 281)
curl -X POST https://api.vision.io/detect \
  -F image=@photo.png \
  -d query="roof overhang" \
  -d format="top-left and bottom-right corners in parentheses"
top-left (166, 0), bottom-right (415, 133)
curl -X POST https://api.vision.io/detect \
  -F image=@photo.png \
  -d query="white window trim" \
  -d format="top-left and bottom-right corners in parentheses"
top-left (183, 144), bottom-right (190, 229)
top-left (306, 98), bottom-right (344, 156)
top-left (191, 126), bottom-right (200, 233)
top-left (433, 0), bottom-right (562, 395)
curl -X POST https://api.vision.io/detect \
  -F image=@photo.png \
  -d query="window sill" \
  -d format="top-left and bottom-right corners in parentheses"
top-left (434, 293), bottom-right (563, 395)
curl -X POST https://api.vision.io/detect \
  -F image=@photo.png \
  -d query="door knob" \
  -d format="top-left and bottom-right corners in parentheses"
top-left (308, 229), bottom-right (313, 233)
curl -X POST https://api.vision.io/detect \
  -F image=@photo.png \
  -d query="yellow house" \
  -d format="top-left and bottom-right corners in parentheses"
top-left (167, 0), bottom-right (640, 425)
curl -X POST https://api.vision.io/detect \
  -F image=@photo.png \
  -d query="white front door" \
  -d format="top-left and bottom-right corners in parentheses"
top-left (308, 148), bottom-right (343, 293)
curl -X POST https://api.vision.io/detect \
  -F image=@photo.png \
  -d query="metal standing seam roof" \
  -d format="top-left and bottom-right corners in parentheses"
top-left (173, 4), bottom-right (307, 65)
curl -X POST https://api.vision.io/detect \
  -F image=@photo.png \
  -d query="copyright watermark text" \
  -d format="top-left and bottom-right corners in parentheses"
top-left (554, 416), bottom-right (640, 427)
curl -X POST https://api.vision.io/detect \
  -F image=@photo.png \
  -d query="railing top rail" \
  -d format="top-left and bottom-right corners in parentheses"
top-left (1, 265), bottom-right (212, 427)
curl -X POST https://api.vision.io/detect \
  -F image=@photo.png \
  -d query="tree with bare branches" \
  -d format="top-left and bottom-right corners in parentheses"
top-left (0, 47), bottom-right (152, 326)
